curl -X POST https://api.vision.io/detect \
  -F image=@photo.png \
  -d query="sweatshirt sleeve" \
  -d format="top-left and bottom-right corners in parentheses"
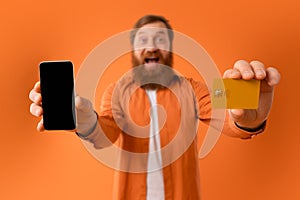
top-left (78, 83), bottom-right (122, 149)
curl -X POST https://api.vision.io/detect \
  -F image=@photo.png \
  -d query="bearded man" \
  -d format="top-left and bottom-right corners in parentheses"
top-left (29, 15), bottom-right (281, 200)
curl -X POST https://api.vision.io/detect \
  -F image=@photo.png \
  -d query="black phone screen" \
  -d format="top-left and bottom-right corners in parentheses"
top-left (39, 61), bottom-right (76, 130)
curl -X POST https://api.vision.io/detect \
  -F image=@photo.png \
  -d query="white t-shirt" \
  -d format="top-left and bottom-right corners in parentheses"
top-left (145, 89), bottom-right (165, 200)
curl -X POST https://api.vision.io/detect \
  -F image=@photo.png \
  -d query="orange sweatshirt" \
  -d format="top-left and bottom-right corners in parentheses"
top-left (81, 75), bottom-right (263, 200)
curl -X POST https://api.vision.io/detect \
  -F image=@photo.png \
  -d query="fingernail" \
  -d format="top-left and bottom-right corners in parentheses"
top-left (33, 94), bottom-right (40, 102)
top-left (243, 70), bottom-right (253, 77)
top-left (244, 70), bottom-right (253, 75)
top-left (232, 70), bottom-right (239, 75)
top-left (269, 79), bottom-right (278, 86)
top-left (256, 70), bottom-right (266, 78)
top-left (230, 70), bottom-right (240, 77)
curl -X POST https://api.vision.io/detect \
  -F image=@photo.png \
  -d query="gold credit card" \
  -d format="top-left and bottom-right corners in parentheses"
top-left (212, 79), bottom-right (260, 109)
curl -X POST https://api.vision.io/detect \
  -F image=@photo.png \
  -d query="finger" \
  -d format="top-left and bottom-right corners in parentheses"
top-left (29, 89), bottom-right (42, 104)
top-left (75, 96), bottom-right (94, 113)
top-left (266, 67), bottom-right (281, 86)
top-left (228, 109), bottom-right (245, 122)
top-left (229, 109), bottom-right (259, 128)
top-left (34, 81), bottom-right (41, 92)
top-left (250, 60), bottom-right (266, 80)
top-left (37, 118), bottom-right (45, 132)
top-left (30, 103), bottom-right (43, 117)
top-left (233, 60), bottom-right (254, 80)
top-left (223, 69), bottom-right (242, 79)
top-left (29, 82), bottom-right (42, 104)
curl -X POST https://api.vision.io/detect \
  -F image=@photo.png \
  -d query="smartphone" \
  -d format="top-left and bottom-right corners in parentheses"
top-left (39, 61), bottom-right (76, 130)
top-left (212, 78), bottom-right (261, 109)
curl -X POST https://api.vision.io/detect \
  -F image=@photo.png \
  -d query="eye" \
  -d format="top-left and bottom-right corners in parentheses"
top-left (155, 36), bottom-right (166, 44)
top-left (139, 37), bottom-right (148, 44)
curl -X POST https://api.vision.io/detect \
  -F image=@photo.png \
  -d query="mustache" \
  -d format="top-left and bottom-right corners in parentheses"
top-left (141, 51), bottom-right (163, 61)
top-left (131, 51), bottom-right (173, 68)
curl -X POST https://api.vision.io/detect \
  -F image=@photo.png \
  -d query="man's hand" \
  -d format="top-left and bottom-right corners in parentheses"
top-left (74, 95), bottom-right (98, 135)
top-left (29, 81), bottom-right (97, 134)
top-left (223, 60), bottom-right (281, 129)
top-left (29, 82), bottom-right (44, 131)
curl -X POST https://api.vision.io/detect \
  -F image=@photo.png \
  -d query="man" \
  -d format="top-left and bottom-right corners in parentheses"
top-left (29, 15), bottom-right (280, 200)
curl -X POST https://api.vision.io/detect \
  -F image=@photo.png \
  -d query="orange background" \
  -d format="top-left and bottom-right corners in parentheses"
top-left (1, 0), bottom-right (299, 199)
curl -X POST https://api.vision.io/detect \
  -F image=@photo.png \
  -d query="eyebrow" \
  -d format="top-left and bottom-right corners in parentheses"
top-left (137, 30), bottom-right (166, 35)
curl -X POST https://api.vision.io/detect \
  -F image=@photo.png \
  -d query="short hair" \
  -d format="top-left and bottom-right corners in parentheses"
top-left (130, 14), bottom-right (174, 45)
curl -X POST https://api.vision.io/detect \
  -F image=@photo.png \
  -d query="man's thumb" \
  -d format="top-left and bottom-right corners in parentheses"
top-left (75, 96), bottom-right (94, 113)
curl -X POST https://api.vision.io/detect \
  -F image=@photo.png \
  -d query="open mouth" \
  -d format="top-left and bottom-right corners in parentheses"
top-left (144, 57), bottom-right (159, 64)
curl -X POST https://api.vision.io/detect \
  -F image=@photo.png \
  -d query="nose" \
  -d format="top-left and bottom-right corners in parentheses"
top-left (145, 39), bottom-right (158, 52)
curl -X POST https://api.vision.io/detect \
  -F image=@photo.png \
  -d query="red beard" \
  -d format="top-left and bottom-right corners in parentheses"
top-left (131, 51), bottom-right (175, 89)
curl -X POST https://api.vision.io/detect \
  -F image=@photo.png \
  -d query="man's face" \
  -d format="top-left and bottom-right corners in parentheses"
top-left (132, 21), bottom-right (172, 69)
top-left (131, 22), bottom-right (174, 87)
